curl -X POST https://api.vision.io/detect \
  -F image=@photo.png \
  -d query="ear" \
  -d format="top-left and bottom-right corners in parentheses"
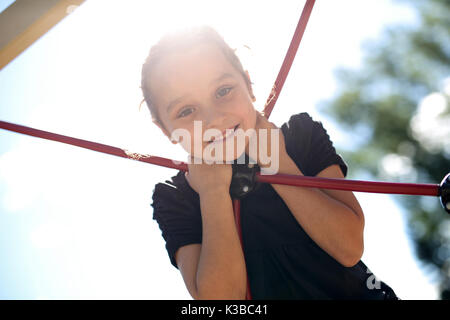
top-left (244, 70), bottom-right (256, 102)
top-left (152, 119), bottom-right (177, 144)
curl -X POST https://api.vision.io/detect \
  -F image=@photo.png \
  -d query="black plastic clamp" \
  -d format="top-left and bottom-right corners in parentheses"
top-left (439, 172), bottom-right (450, 214)
top-left (229, 162), bottom-right (261, 199)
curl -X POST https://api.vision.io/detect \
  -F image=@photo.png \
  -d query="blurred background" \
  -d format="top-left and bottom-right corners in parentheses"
top-left (0, 0), bottom-right (448, 299)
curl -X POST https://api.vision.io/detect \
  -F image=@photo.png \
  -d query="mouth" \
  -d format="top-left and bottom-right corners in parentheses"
top-left (208, 124), bottom-right (240, 144)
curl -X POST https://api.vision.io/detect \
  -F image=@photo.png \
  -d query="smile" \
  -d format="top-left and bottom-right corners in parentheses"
top-left (208, 124), bottom-right (240, 144)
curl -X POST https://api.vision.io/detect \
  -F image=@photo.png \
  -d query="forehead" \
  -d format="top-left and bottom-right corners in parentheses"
top-left (149, 43), bottom-right (239, 106)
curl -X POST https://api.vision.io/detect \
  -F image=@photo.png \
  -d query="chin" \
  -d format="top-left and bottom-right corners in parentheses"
top-left (201, 141), bottom-right (247, 163)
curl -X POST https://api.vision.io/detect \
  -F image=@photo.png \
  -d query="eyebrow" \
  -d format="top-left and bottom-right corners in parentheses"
top-left (166, 94), bottom-right (189, 114)
top-left (166, 72), bottom-right (235, 114)
top-left (211, 72), bottom-right (234, 85)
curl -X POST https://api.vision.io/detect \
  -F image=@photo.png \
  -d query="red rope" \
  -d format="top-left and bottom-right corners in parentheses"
top-left (2, 0), bottom-right (442, 301)
top-left (2, 2), bottom-right (317, 301)
top-left (238, 0), bottom-right (316, 299)
top-left (233, 199), bottom-right (252, 300)
top-left (0, 114), bottom-right (443, 304)
top-left (256, 173), bottom-right (439, 196)
top-left (0, 120), bottom-right (188, 172)
top-left (1, 120), bottom-right (438, 196)
top-left (263, 0), bottom-right (316, 119)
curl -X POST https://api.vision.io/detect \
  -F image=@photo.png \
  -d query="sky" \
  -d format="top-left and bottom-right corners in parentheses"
top-left (0, 0), bottom-right (440, 299)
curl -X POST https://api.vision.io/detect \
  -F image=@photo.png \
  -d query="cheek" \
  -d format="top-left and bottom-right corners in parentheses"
top-left (232, 90), bottom-right (256, 125)
top-left (242, 104), bottom-right (257, 130)
top-left (172, 125), bottom-right (205, 158)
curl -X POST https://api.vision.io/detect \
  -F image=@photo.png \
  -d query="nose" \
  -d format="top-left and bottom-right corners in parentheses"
top-left (203, 107), bottom-right (226, 132)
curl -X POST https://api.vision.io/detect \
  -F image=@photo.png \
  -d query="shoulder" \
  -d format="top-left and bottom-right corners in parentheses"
top-left (280, 112), bottom-right (323, 148)
top-left (151, 170), bottom-right (202, 269)
top-left (280, 112), bottom-right (324, 135)
top-left (281, 111), bottom-right (314, 129)
top-left (281, 112), bottom-right (348, 177)
top-left (280, 112), bottom-right (321, 169)
top-left (151, 170), bottom-right (200, 220)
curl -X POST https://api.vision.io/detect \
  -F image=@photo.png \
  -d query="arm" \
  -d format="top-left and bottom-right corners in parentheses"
top-left (175, 165), bottom-right (247, 300)
top-left (271, 152), bottom-right (365, 267)
top-left (251, 111), bottom-right (364, 267)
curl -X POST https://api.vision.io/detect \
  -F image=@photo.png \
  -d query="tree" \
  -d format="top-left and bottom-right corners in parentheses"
top-left (320, 0), bottom-right (450, 298)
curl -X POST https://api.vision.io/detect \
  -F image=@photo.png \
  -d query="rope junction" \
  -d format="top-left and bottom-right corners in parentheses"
top-left (0, 0), bottom-right (449, 300)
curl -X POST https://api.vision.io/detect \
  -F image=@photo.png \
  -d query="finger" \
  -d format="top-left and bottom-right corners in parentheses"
top-left (257, 111), bottom-right (265, 121)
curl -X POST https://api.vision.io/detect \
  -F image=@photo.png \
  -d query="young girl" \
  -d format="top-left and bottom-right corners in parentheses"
top-left (141, 26), bottom-right (399, 300)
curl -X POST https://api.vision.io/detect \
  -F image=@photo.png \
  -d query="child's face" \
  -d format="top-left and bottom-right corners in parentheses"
top-left (149, 43), bottom-right (257, 162)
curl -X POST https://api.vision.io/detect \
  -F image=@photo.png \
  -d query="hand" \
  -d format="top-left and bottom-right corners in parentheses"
top-left (185, 156), bottom-right (232, 195)
top-left (246, 111), bottom-right (287, 169)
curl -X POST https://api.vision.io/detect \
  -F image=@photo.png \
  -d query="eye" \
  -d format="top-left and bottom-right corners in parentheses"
top-left (216, 86), bottom-right (233, 98)
top-left (176, 106), bottom-right (194, 119)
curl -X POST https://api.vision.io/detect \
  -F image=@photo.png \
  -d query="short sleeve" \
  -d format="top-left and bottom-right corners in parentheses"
top-left (151, 174), bottom-right (202, 269)
top-left (281, 112), bottom-right (348, 177)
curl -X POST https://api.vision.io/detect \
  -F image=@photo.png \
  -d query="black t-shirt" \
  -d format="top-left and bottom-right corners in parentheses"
top-left (151, 112), bottom-right (398, 300)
